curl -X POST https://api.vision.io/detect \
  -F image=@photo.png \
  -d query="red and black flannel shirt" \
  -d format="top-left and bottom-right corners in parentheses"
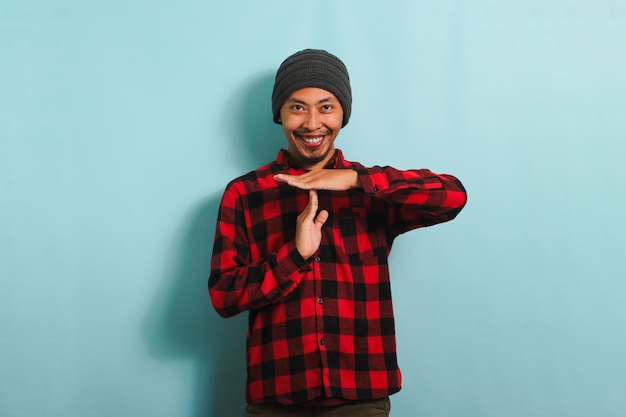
top-left (209, 149), bottom-right (467, 405)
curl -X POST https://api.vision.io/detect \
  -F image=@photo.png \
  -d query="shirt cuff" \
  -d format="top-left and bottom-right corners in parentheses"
top-left (274, 240), bottom-right (312, 282)
top-left (354, 167), bottom-right (389, 196)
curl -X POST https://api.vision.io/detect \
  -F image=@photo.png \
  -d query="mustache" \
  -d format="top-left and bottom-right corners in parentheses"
top-left (294, 129), bottom-right (331, 135)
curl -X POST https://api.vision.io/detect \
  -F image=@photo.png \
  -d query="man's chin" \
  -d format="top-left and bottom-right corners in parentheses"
top-left (288, 149), bottom-right (330, 169)
top-left (302, 149), bottom-right (332, 165)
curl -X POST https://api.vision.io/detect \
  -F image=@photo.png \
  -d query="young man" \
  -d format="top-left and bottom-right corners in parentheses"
top-left (209, 49), bottom-right (467, 416)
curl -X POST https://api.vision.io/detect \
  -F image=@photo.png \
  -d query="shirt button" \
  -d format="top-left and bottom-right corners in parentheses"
top-left (317, 298), bottom-right (323, 304)
top-left (373, 186), bottom-right (379, 192)
top-left (315, 256), bottom-right (321, 262)
top-left (320, 340), bottom-right (325, 345)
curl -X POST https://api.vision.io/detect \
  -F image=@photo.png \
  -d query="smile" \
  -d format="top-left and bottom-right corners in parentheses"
top-left (301, 135), bottom-right (324, 144)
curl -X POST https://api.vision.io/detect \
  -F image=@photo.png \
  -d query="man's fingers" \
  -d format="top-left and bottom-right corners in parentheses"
top-left (274, 173), bottom-right (291, 182)
top-left (294, 190), bottom-right (325, 259)
top-left (273, 173), bottom-right (288, 183)
top-left (275, 170), bottom-right (358, 191)
top-left (308, 189), bottom-right (318, 211)
top-left (299, 190), bottom-right (327, 229)
top-left (274, 174), bottom-right (308, 189)
top-left (299, 190), bottom-right (317, 221)
top-left (315, 209), bottom-right (329, 226)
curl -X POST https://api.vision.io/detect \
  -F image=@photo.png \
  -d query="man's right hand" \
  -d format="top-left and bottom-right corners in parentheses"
top-left (296, 190), bottom-right (329, 259)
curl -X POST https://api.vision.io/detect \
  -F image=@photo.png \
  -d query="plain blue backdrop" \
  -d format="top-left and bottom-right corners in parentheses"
top-left (1, 1), bottom-right (625, 416)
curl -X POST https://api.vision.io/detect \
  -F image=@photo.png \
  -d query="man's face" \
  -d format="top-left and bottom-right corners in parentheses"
top-left (279, 87), bottom-right (343, 171)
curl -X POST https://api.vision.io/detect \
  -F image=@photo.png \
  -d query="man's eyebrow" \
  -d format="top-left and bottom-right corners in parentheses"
top-left (286, 97), bottom-right (335, 105)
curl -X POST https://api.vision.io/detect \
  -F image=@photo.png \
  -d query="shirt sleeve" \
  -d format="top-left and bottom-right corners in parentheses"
top-left (208, 185), bottom-right (312, 318)
top-left (354, 166), bottom-right (468, 237)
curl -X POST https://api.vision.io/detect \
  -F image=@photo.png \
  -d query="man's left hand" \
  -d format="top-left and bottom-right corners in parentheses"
top-left (274, 169), bottom-right (362, 191)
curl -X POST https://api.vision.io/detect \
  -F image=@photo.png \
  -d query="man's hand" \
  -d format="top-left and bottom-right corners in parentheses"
top-left (296, 190), bottom-right (329, 259)
top-left (274, 169), bottom-right (362, 191)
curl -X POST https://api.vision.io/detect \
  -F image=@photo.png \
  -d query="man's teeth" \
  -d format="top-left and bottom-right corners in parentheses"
top-left (302, 136), bottom-right (323, 144)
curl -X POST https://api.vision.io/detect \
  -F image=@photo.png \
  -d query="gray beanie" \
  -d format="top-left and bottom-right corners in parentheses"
top-left (272, 49), bottom-right (352, 127)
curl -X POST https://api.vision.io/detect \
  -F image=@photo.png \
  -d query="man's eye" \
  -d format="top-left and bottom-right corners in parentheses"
top-left (292, 105), bottom-right (304, 111)
top-left (321, 105), bottom-right (332, 111)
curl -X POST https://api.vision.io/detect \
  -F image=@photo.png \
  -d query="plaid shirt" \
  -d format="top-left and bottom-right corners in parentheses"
top-left (209, 149), bottom-right (467, 405)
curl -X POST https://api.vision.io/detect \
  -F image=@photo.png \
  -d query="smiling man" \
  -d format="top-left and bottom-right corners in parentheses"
top-left (280, 87), bottom-right (341, 168)
top-left (208, 49), bottom-right (468, 417)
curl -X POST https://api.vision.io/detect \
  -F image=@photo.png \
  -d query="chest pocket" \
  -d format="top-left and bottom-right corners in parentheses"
top-left (337, 207), bottom-right (387, 262)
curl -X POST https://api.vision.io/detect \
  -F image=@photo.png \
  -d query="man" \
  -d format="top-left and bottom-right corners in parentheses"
top-left (209, 49), bottom-right (467, 416)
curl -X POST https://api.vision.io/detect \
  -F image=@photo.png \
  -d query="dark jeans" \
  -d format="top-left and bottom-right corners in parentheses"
top-left (246, 398), bottom-right (391, 417)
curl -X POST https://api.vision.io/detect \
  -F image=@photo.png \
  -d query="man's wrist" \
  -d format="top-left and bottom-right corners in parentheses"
top-left (352, 169), bottom-right (363, 189)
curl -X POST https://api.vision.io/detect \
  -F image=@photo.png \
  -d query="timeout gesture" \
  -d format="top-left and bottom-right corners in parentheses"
top-left (276, 170), bottom-right (362, 259)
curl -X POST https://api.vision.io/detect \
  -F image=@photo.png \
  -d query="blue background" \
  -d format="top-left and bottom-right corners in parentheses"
top-left (1, 1), bottom-right (625, 416)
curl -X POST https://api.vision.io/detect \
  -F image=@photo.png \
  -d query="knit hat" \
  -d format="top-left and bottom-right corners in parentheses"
top-left (272, 49), bottom-right (352, 127)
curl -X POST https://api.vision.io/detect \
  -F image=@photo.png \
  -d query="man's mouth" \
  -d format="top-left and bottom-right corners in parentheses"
top-left (301, 135), bottom-right (324, 145)
top-left (296, 133), bottom-right (329, 147)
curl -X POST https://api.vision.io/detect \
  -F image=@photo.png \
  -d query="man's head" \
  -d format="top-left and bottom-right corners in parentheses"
top-left (272, 49), bottom-right (352, 170)
top-left (272, 49), bottom-right (352, 128)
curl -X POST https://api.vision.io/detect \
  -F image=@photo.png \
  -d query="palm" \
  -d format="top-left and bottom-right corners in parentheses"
top-left (295, 190), bottom-right (329, 259)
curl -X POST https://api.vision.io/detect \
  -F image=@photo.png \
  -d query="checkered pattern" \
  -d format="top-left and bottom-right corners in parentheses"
top-left (209, 149), bottom-right (467, 405)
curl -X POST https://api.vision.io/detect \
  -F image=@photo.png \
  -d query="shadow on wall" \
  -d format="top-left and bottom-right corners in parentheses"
top-left (142, 72), bottom-right (279, 417)
top-left (222, 70), bottom-right (285, 172)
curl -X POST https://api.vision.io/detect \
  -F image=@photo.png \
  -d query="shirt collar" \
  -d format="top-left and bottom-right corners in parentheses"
top-left (276, 148), bottom-right (347, 170)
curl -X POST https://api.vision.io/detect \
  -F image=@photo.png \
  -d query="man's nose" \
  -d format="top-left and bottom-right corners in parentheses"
top-left (303, 110), bottom-right (321, 130)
